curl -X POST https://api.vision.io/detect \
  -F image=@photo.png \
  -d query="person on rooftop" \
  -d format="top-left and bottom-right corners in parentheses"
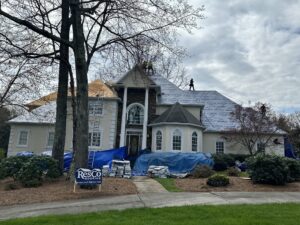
top-left (189, 78), bottom-right (195, 91)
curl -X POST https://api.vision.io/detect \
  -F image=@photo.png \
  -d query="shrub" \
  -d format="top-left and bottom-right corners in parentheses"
top-left (284, 158), bottom-right (300, 182)
top-left (212, 154), bottom-right (235, 171)
top-left (246, 154), bottom-right (289, 185)
top-left (0, 156), bottom-right (31, 180)
top-left (192, 165), bottom-right (215, 178)
top-left (207, 174), bottom-right (230, 187)
top-left (29, 156), bottom-right (61, 179)
top-left (227, 167), bottom-right (240, 176)
top-left (16, 161), bottom-right (43, 187)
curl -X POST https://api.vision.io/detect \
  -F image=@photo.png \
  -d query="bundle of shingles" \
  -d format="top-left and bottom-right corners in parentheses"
top-left (103, 160), bottom-right (131, 179)
top-left (147, 165), bottom-right (170, 178)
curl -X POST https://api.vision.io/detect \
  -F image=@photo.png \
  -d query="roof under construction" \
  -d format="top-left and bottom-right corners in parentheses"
top-left (26, 80), bottom-right (117, 110)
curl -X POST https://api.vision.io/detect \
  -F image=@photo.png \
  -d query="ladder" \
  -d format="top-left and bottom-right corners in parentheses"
top-left (88, 150), bottom-right (96, 169)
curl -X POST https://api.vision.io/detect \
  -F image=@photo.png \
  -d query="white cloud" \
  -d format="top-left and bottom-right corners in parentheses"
top-left (181, 0), bottom-right (300, 112)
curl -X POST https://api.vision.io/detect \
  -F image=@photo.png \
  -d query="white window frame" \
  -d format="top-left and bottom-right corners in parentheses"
top-left (88, 101), bottom-right (104, 116)
top-left (172, 129), bottom-right (182, 151)
top-left (156, 130), bottom-right (162, 151)
top-left (126, 103), bottom-right (144, 125)
top-left (192, 131), bottom-right (198, 152)
top-left (17, 130), bottom-right (29, 147)
top-left (47, 131), bottom-right (55, 147)
top-left (88, 121), bottom-right (103, 148)
top-left (216, 141), bottom-right (224, 154)
top-left (257, 142), bottom-right (266, 153)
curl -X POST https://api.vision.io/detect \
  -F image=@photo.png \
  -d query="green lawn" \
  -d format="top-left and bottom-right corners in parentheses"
top-left (155, 178), bottom-right (182, 192)
top-left (2, 204), bottom-right (300, 225)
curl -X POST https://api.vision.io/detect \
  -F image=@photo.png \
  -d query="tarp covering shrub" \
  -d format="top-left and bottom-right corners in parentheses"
top-left (133, 152), bottom-right (213, 175)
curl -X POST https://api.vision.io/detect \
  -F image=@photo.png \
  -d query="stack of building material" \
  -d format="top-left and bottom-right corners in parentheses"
top-left (147, 165), bottom-right (170, 178)
top-left (107, 160), bottom-right (131, 178)
top-left (102, 165), bottom-right (110, 177)
top-left (123, 163), bottom-right (132, 179)
top-left (109, 166), bottom-right (117, 177)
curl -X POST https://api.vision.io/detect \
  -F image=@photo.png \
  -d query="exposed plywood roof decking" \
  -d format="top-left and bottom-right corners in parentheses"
top-left (26, 80), bottom-right (117, 110)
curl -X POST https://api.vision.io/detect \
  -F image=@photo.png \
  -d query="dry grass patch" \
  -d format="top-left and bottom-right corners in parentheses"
top-left (0, 177), bottom-right (137, 206)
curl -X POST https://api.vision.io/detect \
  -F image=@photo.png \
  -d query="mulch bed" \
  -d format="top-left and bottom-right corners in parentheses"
top-left (0, 177), bottom-right (137, 206)
top-left (175, 177), bottom-right (300, 192)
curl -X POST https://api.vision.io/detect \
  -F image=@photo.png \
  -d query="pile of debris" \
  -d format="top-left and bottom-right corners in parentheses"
top-left (103, 160), bottom-right (131, 179)
top-left (147, 165), bottom-right (170, 178)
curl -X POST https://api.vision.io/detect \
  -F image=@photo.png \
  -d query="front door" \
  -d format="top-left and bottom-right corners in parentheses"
top-left (126, 130), bottom-right (142, 156)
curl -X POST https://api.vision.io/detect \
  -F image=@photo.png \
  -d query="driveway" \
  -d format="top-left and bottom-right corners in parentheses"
top-left (1, 192), bottom-right (300, 221)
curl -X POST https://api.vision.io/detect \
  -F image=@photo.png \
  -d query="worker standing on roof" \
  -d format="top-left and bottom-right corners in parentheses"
top-left (189, 78), bottom-right (195, 91)
top-left (142, 61), bottom-right (154, 74)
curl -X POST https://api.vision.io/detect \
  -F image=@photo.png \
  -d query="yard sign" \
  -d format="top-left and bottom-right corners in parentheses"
top-left (74, 168), bottom-right (102, 192)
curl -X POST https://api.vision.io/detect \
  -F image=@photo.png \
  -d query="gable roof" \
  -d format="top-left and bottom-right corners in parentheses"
top-left (150, 102), bottom-right (204, 128)
top-left (26, 80), bottom-right (117, 110)
top-left (113, 64), bottom-right (158, 88)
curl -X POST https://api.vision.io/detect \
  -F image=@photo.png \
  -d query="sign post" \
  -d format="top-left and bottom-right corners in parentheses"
top-left (74, 168), bottom-right (102, 193)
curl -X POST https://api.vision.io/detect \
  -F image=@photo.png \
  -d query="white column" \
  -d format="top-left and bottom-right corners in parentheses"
top-left (119, 87), bottom-right (127, 147)
top-left (142, 88), bottom-right (149, 149)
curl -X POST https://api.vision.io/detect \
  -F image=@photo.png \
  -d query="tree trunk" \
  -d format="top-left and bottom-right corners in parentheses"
top-left (70, 0), bottom-right (89, 169)
top-left (52, 0), bottom-right (70, 172)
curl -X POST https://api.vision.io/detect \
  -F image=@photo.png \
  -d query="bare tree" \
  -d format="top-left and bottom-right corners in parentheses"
top-left (0, 0), bottom-right (70, 172)
top-left (224, 103), bottom-right (282, 155)
top-left (95, 36), bottom-right (189, 88)
top-left (0, 0), bottom-right (204, 168)
top-left (0, 57), bottom-right (56, 109)
top-left (277, 112), bottom-right (300, 156)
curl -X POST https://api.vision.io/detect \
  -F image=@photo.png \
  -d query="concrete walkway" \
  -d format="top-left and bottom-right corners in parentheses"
top-left (1, 192), bottom-right (300, 221)
top-left (132, 176), bottom-right (168, 193)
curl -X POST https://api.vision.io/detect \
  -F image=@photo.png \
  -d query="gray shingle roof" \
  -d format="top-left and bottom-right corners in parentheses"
top-left (9, 102), bottom-right (56, 124)
top-left (151, 74), bottom-right (240, 132)
top-left (150, 102), bottom-right (204, 128)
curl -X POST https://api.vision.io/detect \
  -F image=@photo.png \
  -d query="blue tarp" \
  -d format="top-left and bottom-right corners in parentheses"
top-left (89, 147), bottom-right (127, 168)
top-left (284, 137), bottom-right (298, 159)
top-left (63, 147), bottom-right (127, 171)
top-left (133, 152), bottom-right (213, 175)
top-left (63, 151), bottom-right (73, 172)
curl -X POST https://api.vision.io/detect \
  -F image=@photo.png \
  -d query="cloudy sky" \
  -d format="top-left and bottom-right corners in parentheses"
top-left (180, 0), bottom-right (300, 113)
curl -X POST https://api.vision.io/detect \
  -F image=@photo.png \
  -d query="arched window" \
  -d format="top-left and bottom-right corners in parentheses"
top-left (172, 129), bottom-right (181, 151)
top-left (127, 103), bottom-right (144, 125)
top-left (192, 132), bottom-right (197, 152)
top-left (156, 130), bottom-right (162, 150)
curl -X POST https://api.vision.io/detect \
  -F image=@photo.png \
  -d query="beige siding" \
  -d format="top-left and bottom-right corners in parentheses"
top-left (65, 99), bottom-right (118, 151)
top-left (151, 125), bottom-right (203, 152)
top-left (202, 132), bottom-right (285, 156)
top-left (8, 99), bottom-right (119, 155)
top-left (8, 124), bottom-right (55, 156)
